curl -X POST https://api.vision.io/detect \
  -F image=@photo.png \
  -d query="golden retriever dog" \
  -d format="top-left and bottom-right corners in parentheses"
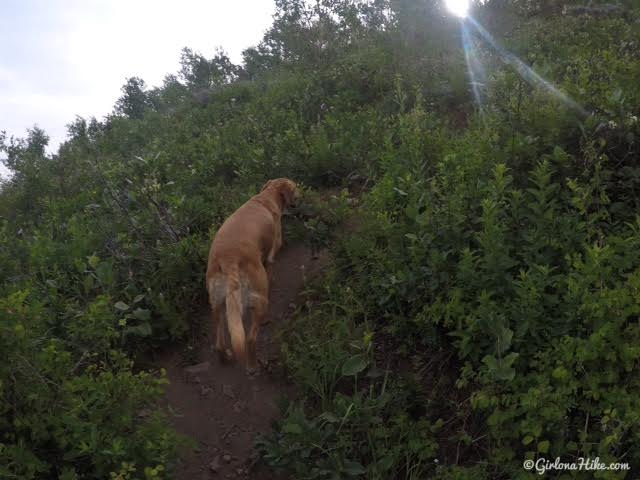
top-left (206, 178), bottom-right (299, 373)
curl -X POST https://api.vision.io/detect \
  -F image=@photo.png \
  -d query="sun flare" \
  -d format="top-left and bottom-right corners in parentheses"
top-left (445, 0), bottom-right (470, 18)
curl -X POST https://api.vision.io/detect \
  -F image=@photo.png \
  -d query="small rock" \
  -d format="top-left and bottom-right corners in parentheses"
top-left (193, 376), bottom-right (202, 384)
top-left (184, 361), bottom-right (210, 374)
top-left (232, 400), bottom-right (246, 413)
top-left (223, 454), bottom-right (232, 463)
top-left (200, 385), bottom-right (213, 396)
top-left (236, 468), bottom-right (244, 476)
top-left (222, 384), bottom-right (235, 399)
top-left (209, 456), bottom-right (221, 473)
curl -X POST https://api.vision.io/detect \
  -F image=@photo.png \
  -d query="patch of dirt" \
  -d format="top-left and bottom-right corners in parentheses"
top-left (157, 243), bottom-right (329, 480)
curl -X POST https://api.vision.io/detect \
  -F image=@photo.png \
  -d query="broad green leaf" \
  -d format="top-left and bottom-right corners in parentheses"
top-left (343, 460), bottom-right (365, 476)
top-left (319, 412), bottom-right (340, 423)
top-left (87, 255), bottom-right (100, 269)
top-left (538, 440), bottom-right (550, 453)
top-left (114, 301), bottom-right (129, 311)
top-left (282, 423), bottom-right (303, 435)
top-left (132, 308), bottom-right (151, 321)
top-left (125, 323), bottom-right (152, 337)
top-left (482, 355), bottom-right (498, 370)
top-left (342, 354), bottom-right (368, 376)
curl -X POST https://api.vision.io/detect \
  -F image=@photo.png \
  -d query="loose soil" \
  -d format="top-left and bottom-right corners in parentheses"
top-left (156, 243), bottom-right (329, 480)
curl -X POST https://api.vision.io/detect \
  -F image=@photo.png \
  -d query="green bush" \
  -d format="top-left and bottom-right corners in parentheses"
top-left (259, 270), bottom-right (441, 480)
top-left (0, 290), bottom-right (184, 479)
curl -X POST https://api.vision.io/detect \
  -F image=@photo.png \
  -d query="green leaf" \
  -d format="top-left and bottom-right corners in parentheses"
top-left (114, 301), bottom-right (129, 311)
top-left (522, 435), bottom-right (534, 445)
top-left (137, 323), bottom-right (152, 336)
top-left (87, 254), bottom-right (100, 269)
top-left (482, 355), bottom-right (498, 370)
top-left (319, 412), bottom-right (340, 423)
top-left (494, 366), bottom-right (516, 382)
top-left (125, 323), bottom-right (152, 337)
top-left (342, 354), bottom-right (368, 376)
top-left (282, 423), bottom-right (303, 435)
top-left (343, 460), bottom-right (365, 476)
top-left (503, 352), bottom-right (519, 367)
top-left (610, 88), bottom-right (622, 103)
top-left (132, 308), bottom-right (151, 321)
top-left (498, 327), bottom-right (513, 351)
top-left (378, 455), bottom-right (394, 471)
top-left (95, 262), bottom-right (113, 285)
top-left (133, 294), bottom-right (146, 304)
top-left (537, 440), bottom-right (550, 453)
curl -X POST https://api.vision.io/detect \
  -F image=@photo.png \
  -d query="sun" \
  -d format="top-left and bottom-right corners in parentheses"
top-left (445, 0), bottom-right (470, 18)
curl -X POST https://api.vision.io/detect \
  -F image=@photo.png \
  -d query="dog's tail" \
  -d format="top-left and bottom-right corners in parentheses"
top-left (224, 263), bottom-right (246, 363)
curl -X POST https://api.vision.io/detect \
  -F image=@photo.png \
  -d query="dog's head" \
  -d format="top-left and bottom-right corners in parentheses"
top-left (260, 178), bottom-right (300, 209)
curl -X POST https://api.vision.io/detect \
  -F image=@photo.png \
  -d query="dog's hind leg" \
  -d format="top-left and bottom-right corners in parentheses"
top-left (213, 304), bottom-right (229, 363)
top-left (208, 276), bottom-right (229, 363)
top-left (247, 295), bottom-right (267, 374)
top-left (246, 263), bottom-right (269, 374)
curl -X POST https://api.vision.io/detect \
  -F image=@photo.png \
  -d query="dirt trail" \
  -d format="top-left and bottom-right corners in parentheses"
top-left (157, 243), bottom-right (328, 480)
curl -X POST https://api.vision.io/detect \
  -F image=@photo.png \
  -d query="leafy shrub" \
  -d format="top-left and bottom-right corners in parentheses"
top-left (0, 290), bottom-right (184, 479)
top-left (259, 270), bottom-right (442, 479)
top-left (323, 106), bottom-right (640, 476)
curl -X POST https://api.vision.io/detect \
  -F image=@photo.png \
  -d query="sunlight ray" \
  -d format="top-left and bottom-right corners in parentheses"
top-left (462, 22), bottom-right (486, 114)
top-left (466, 16), bottom-right (588, 116)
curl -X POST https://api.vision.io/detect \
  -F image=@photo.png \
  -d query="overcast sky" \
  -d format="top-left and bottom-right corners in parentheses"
top-left (0, 0), bottom-right (275, 178)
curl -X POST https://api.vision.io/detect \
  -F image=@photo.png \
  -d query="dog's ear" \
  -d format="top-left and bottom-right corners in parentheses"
top-left (280, 185), bottom-right (295, 207)
top-left (260, 180), bottom-right (273, 192)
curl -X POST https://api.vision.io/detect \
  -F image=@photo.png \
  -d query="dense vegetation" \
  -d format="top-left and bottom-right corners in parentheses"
top-left (2, 0), bottom-right (640, 478)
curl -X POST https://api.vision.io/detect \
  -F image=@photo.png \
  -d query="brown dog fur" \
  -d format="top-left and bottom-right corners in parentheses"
top-left (206, 178), bottom-right (298, 372)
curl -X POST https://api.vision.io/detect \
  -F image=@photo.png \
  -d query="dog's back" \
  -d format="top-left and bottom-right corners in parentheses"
top-left (208, 198), bottom-right (276, 267)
